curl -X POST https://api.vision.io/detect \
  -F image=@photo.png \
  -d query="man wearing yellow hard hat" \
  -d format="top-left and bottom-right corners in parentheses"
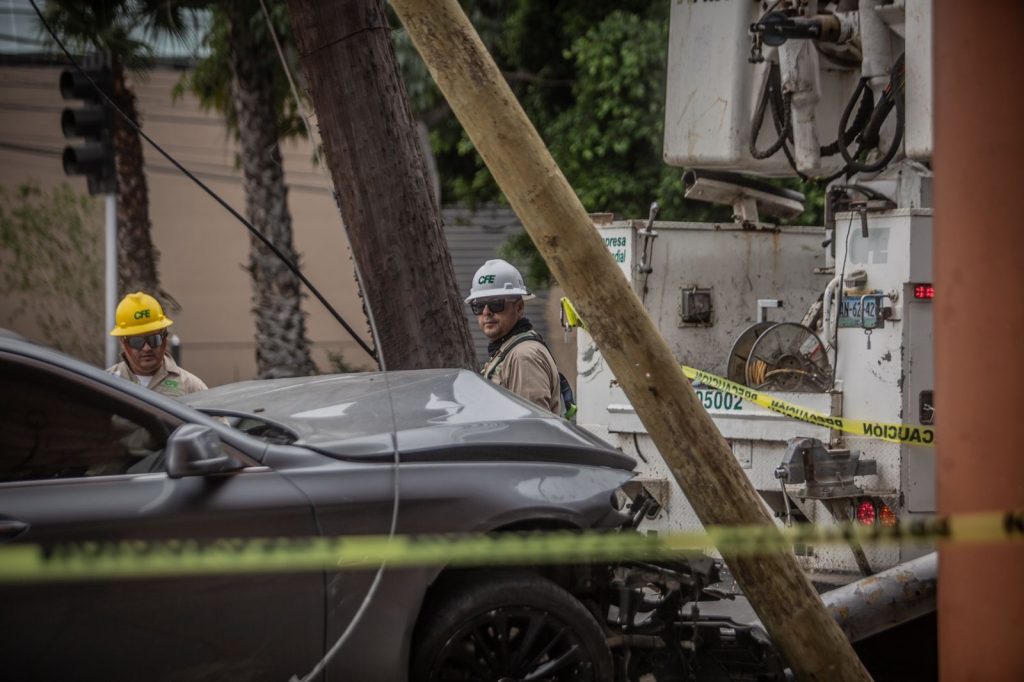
top-left (108, 292), bottom-right (207, 398)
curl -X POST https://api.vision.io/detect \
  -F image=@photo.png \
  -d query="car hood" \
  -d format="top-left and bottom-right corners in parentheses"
top-left (185, 369), bottom-right (635, 469)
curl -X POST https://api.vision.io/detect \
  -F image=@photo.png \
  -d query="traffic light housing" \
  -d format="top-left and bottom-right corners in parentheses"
top-left (60, 68), bottom-right (116, 196)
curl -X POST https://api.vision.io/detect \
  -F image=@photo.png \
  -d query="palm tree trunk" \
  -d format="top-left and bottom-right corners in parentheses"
top-left (226, 3), bottom-right (316, 379)
top-left (110, 55), bottom-right (168, 305)
top-left (285, 0), bottom-right (477, 371)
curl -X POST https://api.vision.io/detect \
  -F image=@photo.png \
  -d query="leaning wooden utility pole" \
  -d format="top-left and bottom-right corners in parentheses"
top-left (389, 1), bottom-right (872, 680)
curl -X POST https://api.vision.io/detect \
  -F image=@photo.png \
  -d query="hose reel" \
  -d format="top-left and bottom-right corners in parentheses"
top-left (728, 321), bottom-right (831, 393)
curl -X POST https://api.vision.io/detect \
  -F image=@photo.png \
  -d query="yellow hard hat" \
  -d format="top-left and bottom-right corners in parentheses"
top-left (110, 292), bottom-right (173, 336)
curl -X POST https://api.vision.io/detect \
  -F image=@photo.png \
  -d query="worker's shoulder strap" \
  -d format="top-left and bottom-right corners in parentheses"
top-left (484, 330), bottom-right (577, 420)
top-left (483, 331), bottom-right (544, 380)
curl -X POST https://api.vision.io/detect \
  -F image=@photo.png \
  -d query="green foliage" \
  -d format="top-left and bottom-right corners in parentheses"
top-left (396, 0), bottom-right (664, 213)
top-left (174, 0), bottom-right (307, 143)
top-left (0, 182), bottom-right (104, 365)
top-left (548, 8), bottom-right (681, 220)
top-left (42, 0), bottom-right (194, 73)
top-left (789, 179), bottom-right (826, 226)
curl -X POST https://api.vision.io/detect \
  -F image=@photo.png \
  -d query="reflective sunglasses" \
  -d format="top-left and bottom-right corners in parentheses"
top-left (124, 332), bottom-right (167, 351)
top-left (469, 297), bottom-right (513, 315)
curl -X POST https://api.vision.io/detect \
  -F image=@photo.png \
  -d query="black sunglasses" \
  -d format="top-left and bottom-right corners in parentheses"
top-left (470, 297), bottom-right (515, 315)
top-left (125, 332), bottom-right (167, 351)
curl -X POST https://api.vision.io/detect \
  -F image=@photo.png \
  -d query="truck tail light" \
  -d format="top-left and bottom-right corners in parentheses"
top-left (856, 499), bottom-right (876, 526)
top-left (877, 503), bottom-right (897, 528)
top-left (855, 499), bottom-right (897, 527)
top-left (913, 283), bottom-right (935, 300)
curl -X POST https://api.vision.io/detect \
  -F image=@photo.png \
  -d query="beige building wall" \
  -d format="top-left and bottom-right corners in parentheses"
top-left (0, 64), bottom-right (375, 386)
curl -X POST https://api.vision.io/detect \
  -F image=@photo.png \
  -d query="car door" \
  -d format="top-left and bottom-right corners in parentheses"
top-left (0, 353), bottom-right (324, 681)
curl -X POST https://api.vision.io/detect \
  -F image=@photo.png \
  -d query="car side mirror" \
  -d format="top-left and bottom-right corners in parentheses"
top-left (166, 423), bottom-right (244, 479)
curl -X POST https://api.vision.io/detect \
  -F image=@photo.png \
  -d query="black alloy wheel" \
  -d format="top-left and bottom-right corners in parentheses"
top-left (412, 572), bottom-right (613, 682)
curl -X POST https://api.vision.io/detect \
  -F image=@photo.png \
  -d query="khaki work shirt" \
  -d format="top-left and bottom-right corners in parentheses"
top-left (483, 336), bottom-right (561, 415)
top-left (107, 354), bottom-right (208, 398)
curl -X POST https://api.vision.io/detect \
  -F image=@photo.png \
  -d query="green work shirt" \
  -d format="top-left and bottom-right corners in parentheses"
top-left (107, 354), bottom-right (208, 399)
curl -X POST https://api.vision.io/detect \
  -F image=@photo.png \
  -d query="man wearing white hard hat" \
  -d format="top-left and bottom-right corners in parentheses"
top-left (465, 259), bottom-right (562, 414)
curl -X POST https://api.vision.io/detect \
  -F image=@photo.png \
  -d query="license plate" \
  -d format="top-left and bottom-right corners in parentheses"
top-left (838, 294), bottom-right (882, 329)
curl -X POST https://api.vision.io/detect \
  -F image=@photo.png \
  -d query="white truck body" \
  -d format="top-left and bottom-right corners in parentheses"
top-left (576, 1), bottom-right (937, 581)
top-left (577, 205), bottom-right (934, 580)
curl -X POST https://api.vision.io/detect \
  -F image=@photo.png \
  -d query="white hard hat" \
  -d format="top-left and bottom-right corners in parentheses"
top-left (465, 259), bottom-right (535, 303)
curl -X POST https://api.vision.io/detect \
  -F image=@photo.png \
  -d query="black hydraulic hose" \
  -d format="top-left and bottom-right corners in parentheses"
top-left (840, 54), bottom-right (906, 174)
top-left (860, 54), bottom-right (906, 150)
top-left (757, 63), bottom-right (822, 182)
top-left (750, 63), bottom-right (792, 160)
top-left (752, 60), bottom-right (870, 161)
top-left (750, 61), bottom-right (854, 184)
top-left (836, 78), bottom-right (873, 168)
top-left (752, 53), bottom-right (908, 184)
top-left (822, 77), bottom-right (874, 158)
top-left (779, 70), bottom-right (871, 183)
top-left (852, 93), bottom-right (903, 173)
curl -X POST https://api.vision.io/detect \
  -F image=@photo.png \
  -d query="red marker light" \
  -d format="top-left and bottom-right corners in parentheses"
top-left (913, 284), bottom-right (935, 300)
top-left (856, 500), bottom-right (876, 526)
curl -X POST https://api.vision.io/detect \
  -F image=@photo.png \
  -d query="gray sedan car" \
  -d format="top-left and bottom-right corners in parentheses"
top-left (0, 332), bottom-right (627, 680)
top-left (0, 334), bottom-right (784, 681)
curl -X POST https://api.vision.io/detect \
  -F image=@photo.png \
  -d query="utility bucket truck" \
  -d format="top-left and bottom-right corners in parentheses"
top-left (575, 0), bottom-right (936, 586)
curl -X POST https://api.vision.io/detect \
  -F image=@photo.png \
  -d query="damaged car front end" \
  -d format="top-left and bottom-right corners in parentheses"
top-left (185, 368), bottom-right (788, 682)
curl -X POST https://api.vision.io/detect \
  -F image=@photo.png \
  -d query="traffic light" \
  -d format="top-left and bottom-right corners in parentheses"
top-left (60, 68), bottom-right (116, 196)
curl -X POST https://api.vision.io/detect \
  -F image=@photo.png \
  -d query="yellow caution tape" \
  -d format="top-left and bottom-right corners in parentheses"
top-left (681, 366), bottom-right (936, 447)
top-left (0, 511), bottom-right (1019, 583)
top-left (560, 297), bottom-right (935, 446)
top-left (560, 296), bottom-right (585, 330)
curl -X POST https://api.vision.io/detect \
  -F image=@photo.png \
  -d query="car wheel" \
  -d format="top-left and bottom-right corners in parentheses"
top-left (412, 571), bottom-right (612, 682)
